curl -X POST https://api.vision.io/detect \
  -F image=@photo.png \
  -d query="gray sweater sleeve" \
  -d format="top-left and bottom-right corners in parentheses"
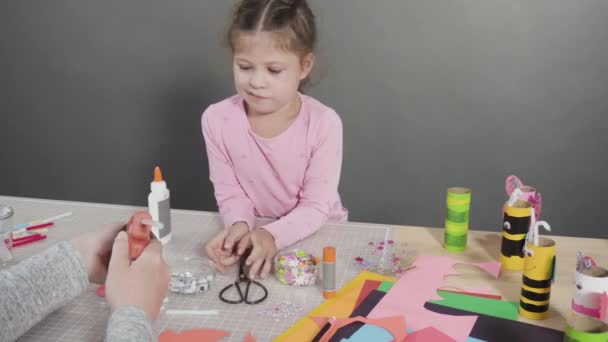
top-left (106, 306), bottom-right (156, 342)
top-left (0, 241), bottom-right (155, 342)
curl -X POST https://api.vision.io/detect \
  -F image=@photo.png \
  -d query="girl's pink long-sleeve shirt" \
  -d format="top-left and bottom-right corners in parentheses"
top-left (201, 94), bottom-right (347, 249)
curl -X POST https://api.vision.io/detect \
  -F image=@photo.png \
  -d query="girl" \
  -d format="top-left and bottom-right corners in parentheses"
top-left (202, 0), bottom-right (347, 279)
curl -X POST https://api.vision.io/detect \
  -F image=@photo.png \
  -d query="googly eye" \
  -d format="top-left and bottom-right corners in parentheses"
top-left (503, 221), bottom-right (511, 230)
top-left (576, 283), bottom-right (582, 290)
top-left (526, 249), bottom-right (535, 257)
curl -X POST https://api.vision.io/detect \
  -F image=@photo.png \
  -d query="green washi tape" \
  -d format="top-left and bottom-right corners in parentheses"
top-left (444, 187), bottom-right (471, 252)
top-left (564, 316), bottom-right (608, 342)
top-left (447, 208), bottom-right (469, 224)
top-left (444, 233), bottom-right (468, 252)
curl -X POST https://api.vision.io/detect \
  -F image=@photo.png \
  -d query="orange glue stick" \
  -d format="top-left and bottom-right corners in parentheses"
top-left (322, 246), bottom-right (336, 299)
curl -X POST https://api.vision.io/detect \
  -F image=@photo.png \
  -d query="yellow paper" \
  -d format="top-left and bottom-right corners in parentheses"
top-left (274, 271), bottom-right (396, 342)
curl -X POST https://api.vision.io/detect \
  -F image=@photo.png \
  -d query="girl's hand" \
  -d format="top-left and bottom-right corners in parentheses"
top-left (71, 221), bottom-right (127, 284)
top-left (245, 228), bottom-right (277, 279)
top-left (204, 222), bottom-right (249, 272)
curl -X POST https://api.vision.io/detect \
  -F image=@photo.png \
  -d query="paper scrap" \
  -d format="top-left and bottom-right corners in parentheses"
top-left (368, 255), bottom-right (501, 342)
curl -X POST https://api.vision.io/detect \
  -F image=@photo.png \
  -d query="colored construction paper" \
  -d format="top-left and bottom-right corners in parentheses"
top-left (313, 316), bottom-right (407, 342)
top-left (243, 332), bottom-right (256, 342)
top-left (368, 255), bottom-right (500, 342)
top-left (276, 272), bottom-right (396, 342)
top-left (159, 329), bottom-right (230, 342)
top-left (424, 302), bottom-right (564, 342)
top-left (342, 324), bottom-right (393, 342)
top-left (406, 329), bottom-right (486, 342)
top-left (378, 281), bottom-right (394, 293)
top-left (322, 290), bottom-right (387, 342)
top-left (405, 327), bottom-right (457, 342)
top-left (474, 262), bottom-right (502, 278)
top-left (430, 290), bottom-right (518, 320)
top-left (352, 290), bottom-right (386, 317)
top-left (310, 316), bottom-right (331, 327)
top-left (354, 280), bottom-right (382, 308)
top-left (440, 289), bottom-right (502, 300)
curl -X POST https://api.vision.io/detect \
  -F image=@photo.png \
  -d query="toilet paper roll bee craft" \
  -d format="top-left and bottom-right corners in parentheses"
top-left (573, 252), bottom-right (608, 322)
top-left (500, 200), bottom-right (533, 271)
top-left (519, 219), bottom-right (555, 320)
top-left (505, 175), bottom-right (542, 220)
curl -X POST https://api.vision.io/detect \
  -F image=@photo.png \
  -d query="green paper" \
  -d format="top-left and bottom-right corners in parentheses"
top-left (431, 290), bottom-right (519, 321)
top-left (378, 281), bottom-right (394, 293)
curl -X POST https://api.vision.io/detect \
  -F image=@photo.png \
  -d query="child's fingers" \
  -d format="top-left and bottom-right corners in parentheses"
top-left (245, 244), bottom-right (263, 266)
top-left (224, 227), bottom-right (246, 250)
top-left (205, 241), bottom-right (226, 272)
top-left (248, 258), bottom-right (264, 280)
top-left (220, 254), bottom-right (239, 266)
top-left (236, 234), bottom-right (251, 256)
top-left (260, 255), bottom-right (273, 279)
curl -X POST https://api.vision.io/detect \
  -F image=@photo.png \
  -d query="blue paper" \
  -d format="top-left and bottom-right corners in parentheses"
top-left (343, 324), bottom-right (393, 342)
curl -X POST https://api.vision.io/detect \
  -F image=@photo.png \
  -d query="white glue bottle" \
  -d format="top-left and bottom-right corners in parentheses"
top-left (148, 166), bottom-right (172, 244)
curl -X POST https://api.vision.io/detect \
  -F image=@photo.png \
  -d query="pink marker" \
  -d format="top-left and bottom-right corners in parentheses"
top-left (13, 234), bottom-right (47, 247)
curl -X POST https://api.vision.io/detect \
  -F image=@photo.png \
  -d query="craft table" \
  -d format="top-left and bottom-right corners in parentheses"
top-left (1, 196), bottom-right (605, 341)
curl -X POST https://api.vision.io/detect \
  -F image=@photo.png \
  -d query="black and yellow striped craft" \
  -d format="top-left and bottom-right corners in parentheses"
top-left (519, 237), bottom-right (556, 320)
top-left (500, 200), bottom-right (532, 271)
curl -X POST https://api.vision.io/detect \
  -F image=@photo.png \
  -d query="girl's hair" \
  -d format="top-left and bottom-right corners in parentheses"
top-left (227, 0), bottom-right (317, 90)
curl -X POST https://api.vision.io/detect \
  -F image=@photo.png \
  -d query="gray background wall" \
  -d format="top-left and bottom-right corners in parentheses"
top-left (1, 1), bottom-right (607, 239)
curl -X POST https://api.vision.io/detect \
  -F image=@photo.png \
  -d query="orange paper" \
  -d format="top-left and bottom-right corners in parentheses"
top-left (312, 315), bottom-right (407, 342)
top-left (243, 332), bottom-right (256, 342)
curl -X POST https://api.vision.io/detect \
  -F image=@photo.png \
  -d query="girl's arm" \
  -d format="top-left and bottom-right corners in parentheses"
top-left (202, 107), bottom-right (256, 231)
top-left (263, 111), bottom-right (343, 250)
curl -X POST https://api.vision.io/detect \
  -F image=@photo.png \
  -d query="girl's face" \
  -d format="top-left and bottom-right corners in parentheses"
top-left (233, 31), bottom-right (314, 116)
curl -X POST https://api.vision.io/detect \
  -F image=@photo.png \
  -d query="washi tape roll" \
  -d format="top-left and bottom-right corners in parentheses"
top-left (573, 263), bottom-right (608, 322)
top-left (500, 200), bottom-right (532, 271)
top-left (274, 250), bottom-right (319, 286)
top-left (564, 315), bottom-right (608, 342)
top-left (519, 237), bottom-right (556, 320)
top-left (444, 187), bottom-right (472, 252)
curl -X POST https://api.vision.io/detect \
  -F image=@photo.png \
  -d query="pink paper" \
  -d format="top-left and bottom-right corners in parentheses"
top-left (474, 262), bottom-right (502, 278)
top-left (405, 327), bottom-right (457, 342)
top-left (368, 255), bottom-right (501, 342)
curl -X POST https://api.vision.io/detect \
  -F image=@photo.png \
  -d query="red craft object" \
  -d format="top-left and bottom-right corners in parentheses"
top-left (126, 211), bottom-right (153, 260)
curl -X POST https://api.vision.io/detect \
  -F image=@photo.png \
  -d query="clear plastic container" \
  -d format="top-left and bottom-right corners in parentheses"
top-left (0, 205), bottom-right (14, 265)
top-left (169, 256), bottom-right (216, 295)
top-left (274, 250), bottom-right (319, 286)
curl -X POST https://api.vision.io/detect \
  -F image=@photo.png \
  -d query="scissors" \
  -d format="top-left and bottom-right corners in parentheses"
top-left (219, 253), bottom-right (268, 305)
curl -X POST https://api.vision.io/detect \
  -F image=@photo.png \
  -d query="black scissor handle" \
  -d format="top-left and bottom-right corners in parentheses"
top-left (244, 279), bottom-right (268, 305)
top-left (219, 282), bottom-right (244, 304)
top-left (219, 279), bottom-right (268, 305)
